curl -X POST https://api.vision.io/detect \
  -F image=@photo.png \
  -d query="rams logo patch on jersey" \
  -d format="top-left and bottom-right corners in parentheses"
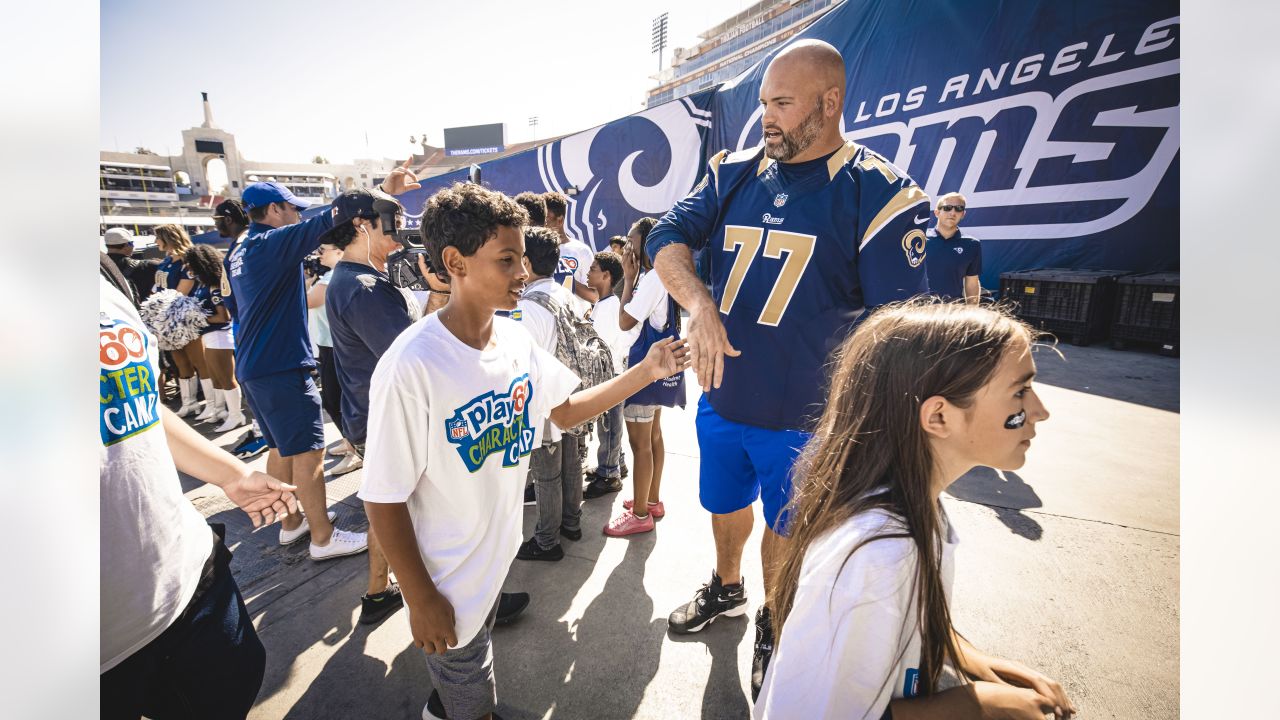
top-left (902, 229), bottom-right (927, 268)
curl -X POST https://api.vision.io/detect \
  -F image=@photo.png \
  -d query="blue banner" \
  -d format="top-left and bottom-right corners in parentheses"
top-left (395, 90), bottom-right (715, 253)
top-left (709, 0), bottom-right (1180, 289)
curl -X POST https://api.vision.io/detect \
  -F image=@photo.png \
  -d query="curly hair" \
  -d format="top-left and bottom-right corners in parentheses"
top-left (541, 191), bottom-right (567, 219)
top-left (183, 243), bottom-right (224, 287)
top-left (421, 183), bottom-right (529, 278)
top-left (523, 226), bottom-right (562, 277)
top-left (326, 221), bottom-right (362, 250)
top-left (594, 251), bottom-right (623, 288)
top-left (514, 191), bottom-right (546, 227)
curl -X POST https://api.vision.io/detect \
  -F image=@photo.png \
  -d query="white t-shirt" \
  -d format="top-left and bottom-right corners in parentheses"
top-left (591, 295), bottom-right (638, 374)
top-left (557, 239), bottom-right (595, 317)
top-left (623, 270), bottom-right (670, 332)
top-left (358, 313), bottom-right (579, 646)
top-left (309, 270), bottom-right (333, 350)
top-left (515, 278), bottom-right (580, 442)
top-left (100, 277), bottom-right (214, 673)
top-left (754, 505), bottom-right (959, 720)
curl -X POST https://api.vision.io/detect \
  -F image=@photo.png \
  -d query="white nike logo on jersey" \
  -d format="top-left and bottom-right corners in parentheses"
top-left (914, 213), bottom-right (930, 224)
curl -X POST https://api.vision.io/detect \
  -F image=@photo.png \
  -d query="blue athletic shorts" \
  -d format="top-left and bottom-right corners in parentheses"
top-left (241, 368), bottom-right (324, 457)
top-left (695, 395), bottom-right (810, 534)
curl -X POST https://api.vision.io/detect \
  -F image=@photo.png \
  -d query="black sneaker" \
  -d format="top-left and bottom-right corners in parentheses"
top-left (424, 689), bottom-right (504, 720)
top-left (495, 591), bottom-right (530, 626)
top-left (750, 605), bottom-right (774, 701)
top-left (582, 471), bottom-right (623, 499)
top-left (359, 582), bottom-right (404, 625)
top-left (667, 571), bottom-right (748, 634)
top-left (523, 484), bottom-right (537, 506)
top-left (515, 536), bottom-right (563, 562)
top-left (560, 526), bottom-right (582, 541)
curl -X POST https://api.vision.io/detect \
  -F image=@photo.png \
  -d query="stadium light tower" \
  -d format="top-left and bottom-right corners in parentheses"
top-left (651, 12), bottom-right (669, 72)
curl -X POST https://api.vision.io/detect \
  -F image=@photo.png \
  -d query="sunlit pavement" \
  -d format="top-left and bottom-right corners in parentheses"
top-left (178, 343), bottom-right (1179, 719)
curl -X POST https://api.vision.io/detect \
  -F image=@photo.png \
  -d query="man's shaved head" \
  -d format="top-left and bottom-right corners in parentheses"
top-left (763, 39), bottom-right (846, 98)
top-left (759, 40), bottom-right (847, 162)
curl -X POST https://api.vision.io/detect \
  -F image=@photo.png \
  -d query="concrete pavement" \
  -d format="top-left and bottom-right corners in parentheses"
top-left (180, 342), bottom-right (1179, 719)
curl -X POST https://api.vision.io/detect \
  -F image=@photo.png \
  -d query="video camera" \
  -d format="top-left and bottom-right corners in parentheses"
top-left (302, 252), bottom-right (326, 278)
top-left (386, 228), bottom-right (436, 291)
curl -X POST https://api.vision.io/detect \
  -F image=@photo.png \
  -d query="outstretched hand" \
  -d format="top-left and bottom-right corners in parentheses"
top-left (380, 158), bottom-right (422, 196)
top-left (222, 471), bottom-right (298, 528)
top-left (642, 337), bottom-right (692, 381)
top-left (685, 306), bottom-right (740, 392)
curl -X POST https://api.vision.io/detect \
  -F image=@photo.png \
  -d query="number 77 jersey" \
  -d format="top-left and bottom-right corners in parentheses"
top-left (647, 141), bottom-right (931, 431)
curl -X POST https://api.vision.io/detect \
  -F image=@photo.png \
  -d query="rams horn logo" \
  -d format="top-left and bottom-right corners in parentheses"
top-left (901, 229), bottom-right (927, 268)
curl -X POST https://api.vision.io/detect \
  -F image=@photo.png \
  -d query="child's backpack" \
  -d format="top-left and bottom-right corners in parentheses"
top-left (523, 290), bottom-right (617, 436)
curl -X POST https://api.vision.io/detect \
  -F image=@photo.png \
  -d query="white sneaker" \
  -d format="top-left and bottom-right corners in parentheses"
top-left (310, 528), bottom-right (369, 561)
top-left (330, 452), bottom-right (363, 475)
top-left (327, 440), bottom-right (352, 457)
top-left (279, 510), bottom-right (337, 546)
top-left (215, 412), bottom-right (248, 433)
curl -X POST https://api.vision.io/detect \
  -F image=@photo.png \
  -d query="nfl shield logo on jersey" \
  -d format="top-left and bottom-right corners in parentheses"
top-left (447, 416), bottom-right (470, 440)
top-left (773, 193), bottom-right (788, 208)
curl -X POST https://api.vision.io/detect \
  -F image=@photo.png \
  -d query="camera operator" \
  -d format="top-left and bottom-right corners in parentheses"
top-left (306, 243), bottom-right (361, 471)
top-left (321, 187), bottom-right (423, 623)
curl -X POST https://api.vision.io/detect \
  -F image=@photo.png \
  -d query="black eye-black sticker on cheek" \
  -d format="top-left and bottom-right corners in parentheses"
top-left (1004, 409), bottom-right (1026, 429)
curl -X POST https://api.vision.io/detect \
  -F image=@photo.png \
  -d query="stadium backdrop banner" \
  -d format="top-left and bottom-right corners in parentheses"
top-left (382, 0), bottom-right (1179, 290)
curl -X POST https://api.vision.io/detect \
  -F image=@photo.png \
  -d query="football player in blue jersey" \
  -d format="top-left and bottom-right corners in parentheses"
top-left (646, 39), bottom-right (932, 697)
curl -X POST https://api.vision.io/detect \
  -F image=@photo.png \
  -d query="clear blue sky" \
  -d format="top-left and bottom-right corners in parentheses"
top-left (101, 0), bottom-right (754, 163)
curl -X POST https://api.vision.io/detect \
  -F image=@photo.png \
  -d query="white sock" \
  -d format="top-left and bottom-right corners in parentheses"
top-left (223, 386), bottom-right (242, 415)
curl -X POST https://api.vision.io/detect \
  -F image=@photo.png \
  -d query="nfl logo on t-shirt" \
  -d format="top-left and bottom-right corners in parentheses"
top-left (447, 416), bottom-right (470, 440)
top-left (773, 193), bottom-right (788, 208)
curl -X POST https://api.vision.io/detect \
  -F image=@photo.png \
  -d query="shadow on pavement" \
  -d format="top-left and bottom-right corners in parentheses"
top-left (667, 611), bottom-right (751, 719)
top-left (946, 467), bottom-right (1044, 541)
top-left (281, 620), bottom-right (423, 720)
top-left (1031, 343), bottom-right (1179, 413)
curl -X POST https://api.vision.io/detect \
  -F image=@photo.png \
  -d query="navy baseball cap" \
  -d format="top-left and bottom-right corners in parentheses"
top-left (241, 181), bottom-right (311, 211)
top-left (318, 187), bottom-right (403, 242)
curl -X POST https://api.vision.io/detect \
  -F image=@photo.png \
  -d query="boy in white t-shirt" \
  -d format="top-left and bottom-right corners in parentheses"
top-left (359, 183), bottom-right (689, 720)
top-left (583, 251), bottom-right (636, 499)
top-left (513, 226), bottom-right (587, 562)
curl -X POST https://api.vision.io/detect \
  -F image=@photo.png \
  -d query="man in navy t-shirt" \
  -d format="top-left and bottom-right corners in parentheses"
top-left (228, 180), bottom-right (369, 561)
top-left (646, 39), bottom-right (930, 696)
top-left (320, 186), bottom-right (422, 624)
top-left (924, 192), bottom-right (983, 303)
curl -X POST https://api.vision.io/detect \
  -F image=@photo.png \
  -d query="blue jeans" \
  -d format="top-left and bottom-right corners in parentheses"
top-left (531, 434), bottom-right (584, 549)
top-left (594, 403), bottom-right (624, 479)
top-left (101, 530), bottom-right (265, 719)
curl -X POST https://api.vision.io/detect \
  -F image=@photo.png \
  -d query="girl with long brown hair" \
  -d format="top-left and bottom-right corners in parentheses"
top-left (756, 300), bottom-right (1075, 719)
top-left (153, 224), bottom-right (211, 417)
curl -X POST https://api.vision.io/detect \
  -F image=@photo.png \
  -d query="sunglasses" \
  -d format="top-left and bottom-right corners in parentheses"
top-left (938, 204), bottom-right (966, 212)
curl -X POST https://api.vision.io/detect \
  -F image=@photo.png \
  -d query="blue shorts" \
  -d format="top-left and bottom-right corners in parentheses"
top-left (695, 395), bottom-right (810, 534)
top-left (241, 368), bottom-right (324, 457)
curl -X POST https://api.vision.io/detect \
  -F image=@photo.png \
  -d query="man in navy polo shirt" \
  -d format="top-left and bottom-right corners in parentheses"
top-left (228, 180), bottom-right (368, 561)
top-left (924, 191), bottom-right (983, 304)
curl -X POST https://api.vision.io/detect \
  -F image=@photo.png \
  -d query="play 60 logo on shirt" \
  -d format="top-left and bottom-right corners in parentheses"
top-left (100, 316), bottom-right (160, 446)
top-left (445, 375), bottom-right (537, 472)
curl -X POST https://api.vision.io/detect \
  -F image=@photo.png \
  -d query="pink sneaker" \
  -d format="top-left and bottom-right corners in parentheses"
top-left (603, 509), bottom-right (655, 537)
top-left (623, 499), bottom-right (666, 518)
